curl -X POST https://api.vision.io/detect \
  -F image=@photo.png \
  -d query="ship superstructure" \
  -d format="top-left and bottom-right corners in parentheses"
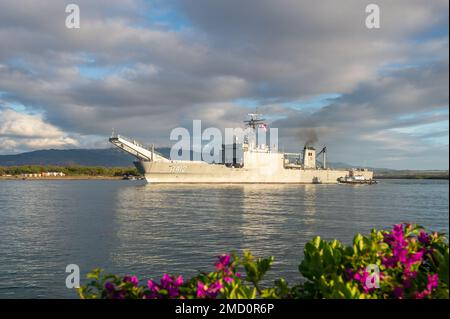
top-left (109, 114), bottom-right (373, 184)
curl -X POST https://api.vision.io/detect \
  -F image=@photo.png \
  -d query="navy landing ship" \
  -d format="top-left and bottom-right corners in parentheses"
top-left (109, 115), bottom-right (373, 184)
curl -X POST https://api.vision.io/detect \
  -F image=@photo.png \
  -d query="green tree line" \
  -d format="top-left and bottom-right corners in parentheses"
top-left (0, 165), bottom-right (139, 176)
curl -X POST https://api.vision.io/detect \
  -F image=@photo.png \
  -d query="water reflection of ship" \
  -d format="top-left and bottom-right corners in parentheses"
top-left (240, 185), bottom-right (289, 249)
top-left (112, 184), bottom-right (322, 275)
top-left (302, 184), bottom-right (317, 218)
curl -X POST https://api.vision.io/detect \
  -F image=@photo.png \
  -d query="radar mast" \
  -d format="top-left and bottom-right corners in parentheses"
top-left (243, 113), bottom-right (266, 129)
top-left (243, 113), bottom-right (270, 152)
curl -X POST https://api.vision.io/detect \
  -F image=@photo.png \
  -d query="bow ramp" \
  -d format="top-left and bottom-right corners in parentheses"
top-left (109, 134), bottom-right (169, 162)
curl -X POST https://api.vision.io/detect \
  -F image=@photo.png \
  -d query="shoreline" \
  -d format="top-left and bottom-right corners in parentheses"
top-left (0, 176), bottom-right (130, 180)
top-left (376, 176), bottom-right (449, 180)
top-left (375, 175), bottom-right (448, 180)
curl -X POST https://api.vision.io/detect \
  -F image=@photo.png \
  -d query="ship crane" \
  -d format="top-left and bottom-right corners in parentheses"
top-left (317, 146), bottom-right (327, 169)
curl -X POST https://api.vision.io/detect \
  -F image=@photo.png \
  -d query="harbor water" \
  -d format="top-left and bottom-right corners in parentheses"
top-left (0, 179), bottom-right (448, 298)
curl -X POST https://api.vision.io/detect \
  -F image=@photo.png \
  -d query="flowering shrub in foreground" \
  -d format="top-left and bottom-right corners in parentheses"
top-left (78, 224), bottom-right (449, 299)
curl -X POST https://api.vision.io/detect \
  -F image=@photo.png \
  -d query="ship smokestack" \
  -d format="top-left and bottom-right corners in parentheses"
top-left (303, 145), bottom-right (316, 169)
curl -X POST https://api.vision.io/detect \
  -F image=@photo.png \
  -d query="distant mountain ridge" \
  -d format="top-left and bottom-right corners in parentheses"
top-left (0, 148), bottom-right (143, 167)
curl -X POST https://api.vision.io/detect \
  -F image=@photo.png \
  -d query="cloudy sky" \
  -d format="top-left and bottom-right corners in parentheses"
top-left (0, 0), bottom-right (448, 169)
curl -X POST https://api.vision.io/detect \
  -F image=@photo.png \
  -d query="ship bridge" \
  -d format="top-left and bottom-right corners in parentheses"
top-left (109, 134), bottom-right (169, 162)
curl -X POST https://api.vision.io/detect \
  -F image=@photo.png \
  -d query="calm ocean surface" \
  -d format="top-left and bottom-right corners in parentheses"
top-left (0, 179), bottom-right (448, 298)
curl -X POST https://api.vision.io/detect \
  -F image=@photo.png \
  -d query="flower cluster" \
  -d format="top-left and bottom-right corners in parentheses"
top-left (215, 254), bottom-right (241, 282)
top-left (146, 273), bottom-right (184, 299)
top-left (415, 274), bottom-right (439, 299)
top-left (92, 253), bottom-right (242, 299)
top-left (379, 224), bottom-right (440, 299)
top-left (300, 223), bottom-right (448, 299)
top-left (382, 224), bottom-right (424, 268)
top-left (348, 268), bottom-right (384, 294)
top-left (196, 280), bottom-right (223, 298)
top-left (194, 254), bottom-right (241, 298)
top-left (78, 224), bottom-right (448, 300)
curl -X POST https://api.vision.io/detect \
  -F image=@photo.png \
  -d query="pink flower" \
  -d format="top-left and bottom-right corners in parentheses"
top-left (147, 279), bottom-right (160, 293)
top-left (353, 269), bottom-right (372, 293)
top-left (206, 280), bottom-right (223, 298)
top-left (196, 280), bottom-right (223, 299)
top-left (393, 224), bottom-right (405, 242)
top-left (415, 290), bottom-right (430, 299)
top-left (418, 230), bottom-right (430, 245)
top-left (427, 274), bottom-right (439, 291)
top-left (403, 268), bottom-right (417, 280)
top-left (146, 279), bottom-right (162, 298)
top-left (197, 281), bottom-right (207, 298)
top-left (393, 245), bottom-right (408, 263)
top-left (413, 274), bottom-right (439, 299)
top-left (160, 273), bottom-right (172, 288)
top-left (409, 251), bottom-right (424, 263)
top-left (174, 275), bottom-right (184, 286)
top-left (224, 277), bottom-right (234, 283)
top-left (123, 275), bottom-right (139, 286)
top-left (215, 254), bottom-right (231, 270)
top-left (168, 286), bottom-right (179, 298)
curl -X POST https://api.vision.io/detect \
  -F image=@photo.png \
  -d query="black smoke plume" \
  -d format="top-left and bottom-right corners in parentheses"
top-left (298, 128), bottom-right (318, 147)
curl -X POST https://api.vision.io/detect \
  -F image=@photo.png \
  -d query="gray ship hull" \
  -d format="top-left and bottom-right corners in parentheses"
top-left (134, 155), bottom-right (373, 184)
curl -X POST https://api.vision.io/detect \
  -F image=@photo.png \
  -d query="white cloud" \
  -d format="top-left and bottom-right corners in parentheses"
top-left (0, 108), bottom-right (78, 153)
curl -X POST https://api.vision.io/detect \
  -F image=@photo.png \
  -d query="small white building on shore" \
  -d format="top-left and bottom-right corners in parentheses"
top-left (21, 172), bottom-right (66, 178)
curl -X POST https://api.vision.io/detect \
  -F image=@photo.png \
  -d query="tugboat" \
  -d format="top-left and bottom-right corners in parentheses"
top-left (338, 174), bottom-right (377, 185)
